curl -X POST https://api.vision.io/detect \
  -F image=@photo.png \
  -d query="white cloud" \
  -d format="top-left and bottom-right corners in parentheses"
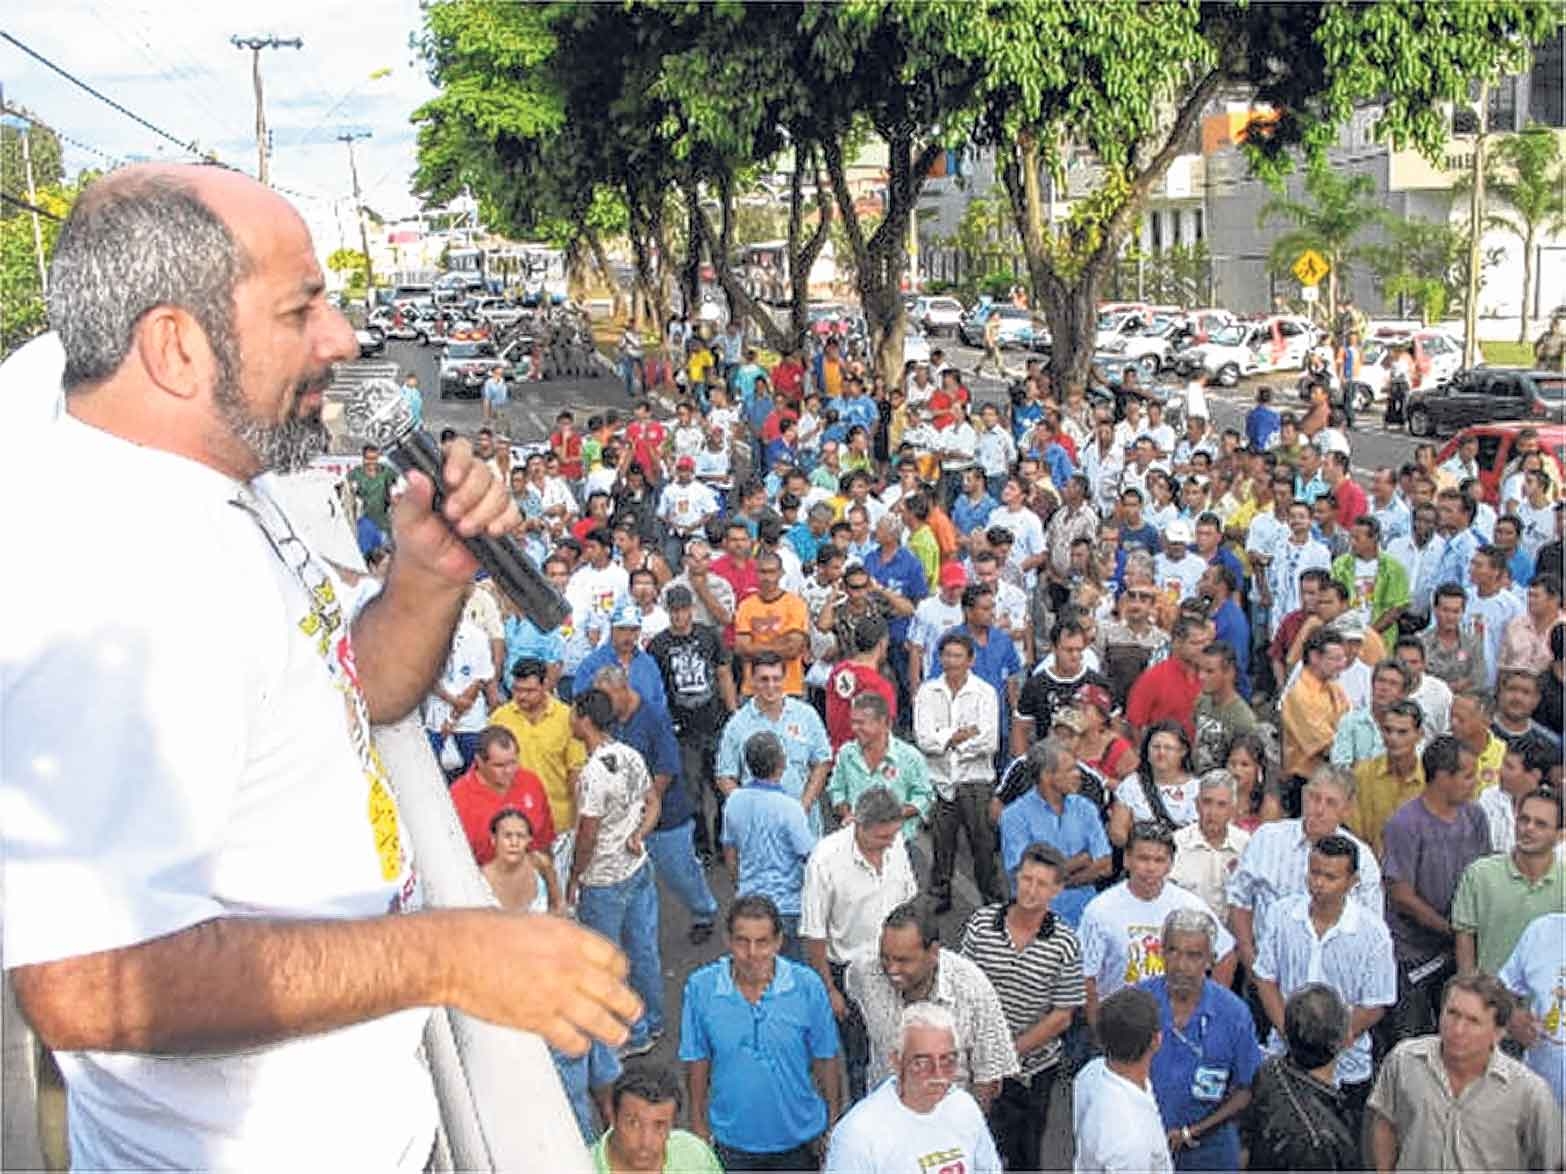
top-left (4, 0), bottom-right (439, 255)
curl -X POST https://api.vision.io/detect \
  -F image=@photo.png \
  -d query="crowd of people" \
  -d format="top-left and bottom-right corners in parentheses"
top-left (351, 320), bottom-right (1566, 1173)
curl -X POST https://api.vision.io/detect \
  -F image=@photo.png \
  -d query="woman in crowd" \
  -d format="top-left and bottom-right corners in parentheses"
top-left (1225, 730), bottom-right (1285, 831)
top-left (1111, 720), bottom-right (1200, 843)
top-left (482, 809), bottom-right (562, 915)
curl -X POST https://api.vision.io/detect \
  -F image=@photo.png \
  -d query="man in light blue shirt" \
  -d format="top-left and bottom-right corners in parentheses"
top-left (721, 732), bottom-right (816, 954)
top-left (1369, 469), bottom-right (1411, 545)
top-left (998, 738), bottom-right (1111, 926)
top-left (716, 652), bottom-right (833, 833)
top-left (680, 895), bottom-right (840, 1170)
top-left (1431, 489), bottom-right (1484, 594)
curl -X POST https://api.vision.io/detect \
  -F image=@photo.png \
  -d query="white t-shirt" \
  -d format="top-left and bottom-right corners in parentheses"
top-left (990, 505), bottom-right (1046, 587)
top-left (658, 480), bottom-right (720, 535)
top-left (1497, 913), bottom-right (1566, 1106)
top-left (911, 597), bottom-right (966, 674)
top-left (0, 414), bottom-right (432, 1169)
top-left (1350, 556), bottom-right (1380, 623)
top-left (566, 562), bottom-right (629, 644)
top-left (1518, 499), bottom-right (1556, 559)
top-left (825, 1078), bottom-right (1001, 1174)
top-left (424, 619), bottom-right (496, 733)
top-left (1115, 774), bottom-right (1199, 828)
top-left (1079, 881), bottom-right (1236, 999)
top-left (1184, 380), bottom-right (1209, 423)
top-left (1072, 1058), bottom-right (1173, 1174)
top-left (1145, 423), bottom-right (1177, 456)
top-left (1153, 551), bottom-right (1207, 603)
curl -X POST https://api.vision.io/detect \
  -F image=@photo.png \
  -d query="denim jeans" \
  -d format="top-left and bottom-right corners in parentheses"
top-left (576, 860), bottom-right (664, 1043)
top-left (620, 355), bottom-right (645, 399)
top-left (645, 819), bottom-right (718, 926)
top-left (426, 729), bottom-right (481, 782)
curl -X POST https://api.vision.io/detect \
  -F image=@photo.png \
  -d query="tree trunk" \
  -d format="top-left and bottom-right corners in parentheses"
top-left (1000, 68), bottom-right (1221, 393)
top-left (695, 167), bottom-right (791, 352)
top-left (1519, 227), bottom-right (1535, 344)
top-left (582, 227), bottom-right (625, 323)
top-left (680, 177), bottom-right (703, 324)
top-left (1464, 80), bottom-right (1488, 368)
top-left (786, 140), bottom-right (833, 353)
top-left (824, 130), bottom-right (939, 389)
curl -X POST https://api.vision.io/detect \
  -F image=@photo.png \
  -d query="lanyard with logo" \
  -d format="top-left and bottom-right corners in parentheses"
top-left (230, 485), bottom-right (406, 884)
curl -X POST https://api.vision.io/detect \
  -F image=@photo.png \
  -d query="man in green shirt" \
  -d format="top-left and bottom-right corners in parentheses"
top-left (1451, 788), bottom-right (1566, 974)
top-left (591, 1067), bottom-right (722, 1174)
top-left (1332, 515), bottom-right (1410, 635)
top-left (828, 691), bottom-right (933, 842)
top-left (346, 443), bottom-right (397, 532)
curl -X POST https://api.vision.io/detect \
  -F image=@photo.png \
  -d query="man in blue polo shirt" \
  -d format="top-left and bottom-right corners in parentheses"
top-left (721, 732), bottom-right (816, 956)
top-left (681, 894), bottom-right (841, 1171)
top-left (574, 602), bottom-right (668, 710)
top-left (941, 584), bottom-right (1022, 749)
top-left (1198, 563), bottom-right (1251, 701)
top-left (1141, 908), bottom-right (1261, 1172)
top-left (715, 652), bottom-right (833, 836)
top-left (998, 738), bottom-right (1111, 926)
top-left (863, 512), bottom-right (930, 718)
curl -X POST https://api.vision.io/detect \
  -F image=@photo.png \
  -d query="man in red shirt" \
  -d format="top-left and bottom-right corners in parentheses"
top-left (624, 400), bottom-right (668, 484)
top-left (448, 726), bottom-right (555, 865)
top-left (1125, 613), bottom-right (1212, 741)
top-left (549, 410), bottom-right (584, 481)
top-left (1322, 450), bottom-right (1368, 529)
top-left (825, 613), bottom-right (896, 750)
top-left (710, 519), bottom-right (760, 608)
top-left (771, 348), bottom-right (806, 404)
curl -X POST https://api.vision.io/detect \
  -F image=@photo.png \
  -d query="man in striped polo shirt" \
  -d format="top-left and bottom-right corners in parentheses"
top-left (958, 842), bottom-right (1085, 1171)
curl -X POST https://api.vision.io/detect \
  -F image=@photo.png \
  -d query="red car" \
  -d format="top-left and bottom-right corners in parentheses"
top-left (1435, 423), bottom-right (1566, 505)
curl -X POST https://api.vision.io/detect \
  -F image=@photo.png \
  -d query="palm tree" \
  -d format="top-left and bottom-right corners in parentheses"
top-left (1456, 124), bottom-right (1566, 343)
top-left (1259, 163), bottom-right (1383, 322)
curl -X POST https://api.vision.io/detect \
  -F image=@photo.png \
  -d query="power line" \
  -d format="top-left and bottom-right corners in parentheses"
top-left (1, 103), bottom-right (127, 168)
top-left (0, 29), bottom-right (203, 156)
top-left (1, 191), bottom-right (61, 220)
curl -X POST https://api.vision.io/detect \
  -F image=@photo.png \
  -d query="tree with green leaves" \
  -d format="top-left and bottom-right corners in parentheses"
top-left (326, 248), bottom-right (369, 292)
top-left (1, 112), bottom-right (63, 222)
top-left (1458, 124), bottom-right (1566, 343)
top-left (2, 180), bottom-right (74, 357)
top-left (908, 0), bottom-right (1555, 388)
top-left (1259, 164), bottom-right (1384, 323)
top-left (1362, 216), bottom-right (1499, 325)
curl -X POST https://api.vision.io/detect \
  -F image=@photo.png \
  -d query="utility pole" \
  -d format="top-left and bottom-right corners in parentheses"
top-left (230, 34), bottom-right (302, 186)
top-left (1464, 80), bottom-right (1488, 369)
top-left (18, 122), bottom-right (47, 296)
top-left (338, 130), bottom-right (375, 310)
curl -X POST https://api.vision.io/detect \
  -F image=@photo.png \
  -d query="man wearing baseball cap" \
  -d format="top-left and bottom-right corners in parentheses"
top-left (573, 601), bottom-right (669, 711)
top-left (1154, 519), bottom-right (1207, 605)
top-left (909, 563), bottom-right (971, 686)
top-left (657, 455), bottom-right (720, 554)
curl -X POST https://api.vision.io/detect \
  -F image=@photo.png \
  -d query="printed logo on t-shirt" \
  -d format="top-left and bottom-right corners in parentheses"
top-left (917, 1149), bottom-right (966, 1174)
top-left (1123, 922), bottom-right (1166, 985)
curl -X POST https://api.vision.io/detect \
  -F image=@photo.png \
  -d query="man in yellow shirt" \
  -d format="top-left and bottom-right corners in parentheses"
top-left (734, 552), bottom-right (809, 696)
top-left (1349, 699), bottom-right (1426, 857)
top-left (1281, 627), bottom-right (1351, 805)
top-left (489, 659), bottom-right (587, 845)
top-left (1450, 691), bottom-right (1507, 795)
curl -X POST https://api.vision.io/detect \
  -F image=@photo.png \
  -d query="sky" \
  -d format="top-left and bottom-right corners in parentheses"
top-left (3, 0), bottom-right (440, 256)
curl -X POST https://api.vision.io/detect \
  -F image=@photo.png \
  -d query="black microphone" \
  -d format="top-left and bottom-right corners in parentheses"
top-left (342, 379), bottom-right (570, 631)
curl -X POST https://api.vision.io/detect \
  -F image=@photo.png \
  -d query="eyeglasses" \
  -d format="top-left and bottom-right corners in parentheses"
top-left (907, 1052), bottom-right (961, 1075)
top-left (1126, 590), bottom-right (1157, 601)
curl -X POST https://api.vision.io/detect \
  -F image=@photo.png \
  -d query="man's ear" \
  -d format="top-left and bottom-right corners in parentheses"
top-left (134, 306), bottom-right (215, 402)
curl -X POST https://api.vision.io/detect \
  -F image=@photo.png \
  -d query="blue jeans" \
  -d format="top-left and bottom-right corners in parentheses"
top-left (645, 820), bottom-right (718, 926)
top-left (577, 861), bottom-right (664, 1043)
top-left (620, 355), bottom-right (645, 399)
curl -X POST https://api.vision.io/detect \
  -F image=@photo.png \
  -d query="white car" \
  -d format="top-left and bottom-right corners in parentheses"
top-left (1099, 315), bottom-right (1187, 379)
top-left (474, 298), bottom-right (527, 329)
top-left (903, 329), bottom-right (932, 365)
top-left (1095, 309), bottom-right (1155, 350)
top-left (1175, 315), bottom-right (1317, 386)
top-left (912, 295), bottom-right (965, 336)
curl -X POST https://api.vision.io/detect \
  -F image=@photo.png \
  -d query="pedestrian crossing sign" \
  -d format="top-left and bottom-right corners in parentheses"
top-left (1292, 249), bottom-right (1329, 287)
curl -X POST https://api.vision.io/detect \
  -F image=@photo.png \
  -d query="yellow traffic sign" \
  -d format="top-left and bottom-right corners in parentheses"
top-left (1292, 249), bottom-right (1329, 287)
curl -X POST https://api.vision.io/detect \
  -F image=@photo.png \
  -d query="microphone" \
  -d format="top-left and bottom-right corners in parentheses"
top-left (342, 379), bottom-right (570, 631)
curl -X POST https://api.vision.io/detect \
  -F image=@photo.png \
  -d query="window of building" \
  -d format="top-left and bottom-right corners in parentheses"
top-left (1193, 209), bottom-right (1204, 243)
top-left (1149, 211), bottom-right (1163, 253)
top-left (1531, 28), bottom-right (1564, 128)
top-left (1172, 211), bottom-right (1183, 248)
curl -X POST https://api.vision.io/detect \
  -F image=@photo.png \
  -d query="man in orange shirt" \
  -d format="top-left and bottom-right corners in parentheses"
top-left (735, 552), bottom-right (810, 696)
top-left (448, 725), bottom-right (556, 865)
top-left (1279, 626), bottom-right (1352, 812)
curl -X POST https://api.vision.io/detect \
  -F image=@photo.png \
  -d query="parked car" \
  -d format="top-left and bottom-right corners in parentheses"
top-left (959, 304), bottom-right (1036, 349)
top-left (1174, 315), bottom-right (1317, 386)
top-left (355, 327), bottom-right (385, 358)
top-left (1434, 423), bottom-right (1566, 504)
top-left (438, 340), bottom-right (503, 399)
top-left (1098, 314), bottom-right (1188, 379)
top-left (903, 329), bottom-right (932, 366)
top-left (369, 305), bottom-right (434, 345)
top-left (1406, 367), bottom-right (1566, 437)
top-left (912, 295), bottom-right (966, 336)
top-left (473, 297), bottom-right (527, 329)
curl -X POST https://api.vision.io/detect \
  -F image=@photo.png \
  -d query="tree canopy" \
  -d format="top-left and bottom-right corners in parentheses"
top-left (412, 0), bottom-right (1559, 382)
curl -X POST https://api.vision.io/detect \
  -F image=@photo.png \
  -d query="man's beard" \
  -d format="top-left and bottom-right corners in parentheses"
top-left (213, 359), bottom-right (334, 474)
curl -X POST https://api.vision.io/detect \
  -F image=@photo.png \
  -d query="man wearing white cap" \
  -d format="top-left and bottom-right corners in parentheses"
top-left (573, 601), bottom-right (669, 711)
top-left (1154, 519), bottom-right (1207, 605)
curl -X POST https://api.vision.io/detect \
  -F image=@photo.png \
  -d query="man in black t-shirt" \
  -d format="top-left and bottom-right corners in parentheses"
top-left (1010, 618), bottom-right (1110, 757)
top-left (647, 586), bottom-right (739, 861)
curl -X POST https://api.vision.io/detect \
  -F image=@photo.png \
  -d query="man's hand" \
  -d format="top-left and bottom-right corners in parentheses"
top-left (449, 912), bottom-right (642, 1055)
top-left (827, 985), bottom-right (848, 1021)
top-left (392, 440), bottom-right (521, 586)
